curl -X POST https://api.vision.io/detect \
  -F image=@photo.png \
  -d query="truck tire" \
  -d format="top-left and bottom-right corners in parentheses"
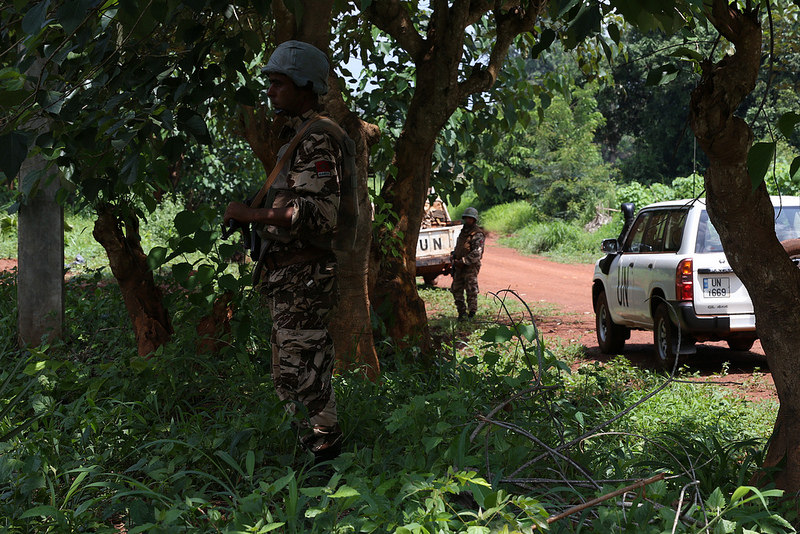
top-left (595, 290), bottom-right (628, 354)
top-left (422, 274), bottom-right (438, 285)
top-left (654, 304), bottom-right (681, 370)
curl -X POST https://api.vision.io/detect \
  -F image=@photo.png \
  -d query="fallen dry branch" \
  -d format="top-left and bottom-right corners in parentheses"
top-left (534, 473), bottom-right (666, 529)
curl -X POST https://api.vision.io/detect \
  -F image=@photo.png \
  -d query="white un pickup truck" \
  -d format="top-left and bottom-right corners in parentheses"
top-left (592, 196), bottom-right (800, 368)
top-left (416, 196), bottom-right (462, 285)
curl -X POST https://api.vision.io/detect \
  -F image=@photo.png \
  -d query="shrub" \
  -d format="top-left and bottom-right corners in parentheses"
top-left (480, 201), bottom-right (540, 234)
top-left (616, 181), bottom-right (677, 209)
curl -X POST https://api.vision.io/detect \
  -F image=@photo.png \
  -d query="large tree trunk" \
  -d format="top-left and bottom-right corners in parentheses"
top-left (689, 0), bottom-right (800, 492)
top-left (93, 207), bottom-right (173, 357)
top-left (369, 140), bottom-right (435, 352)
top-left (364, 1), bottom-right (544, 352)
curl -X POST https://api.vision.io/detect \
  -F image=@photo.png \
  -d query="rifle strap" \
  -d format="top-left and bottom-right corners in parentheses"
top-left (248, 115), bottom-right (324, 209)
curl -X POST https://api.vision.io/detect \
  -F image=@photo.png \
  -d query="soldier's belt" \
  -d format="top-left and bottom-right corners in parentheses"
top-left (253, 246), bottom-right (331, 284)
top-left (261, 247), bottom-right (330, 270)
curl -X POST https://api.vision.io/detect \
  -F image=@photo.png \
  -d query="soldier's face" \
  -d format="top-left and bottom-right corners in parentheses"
top-left (267, 73), bottom-right (309, 115)
top-left (463, 216), bottom-right (476, 227)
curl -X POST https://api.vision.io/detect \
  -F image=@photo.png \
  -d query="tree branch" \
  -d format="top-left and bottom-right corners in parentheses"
top-left (458, 1), bottom-right (545, 98)
top-left (364, 0), bottom-right (426, 59)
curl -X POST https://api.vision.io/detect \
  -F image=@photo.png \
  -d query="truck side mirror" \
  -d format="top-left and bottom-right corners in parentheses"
top-left (601, 238), bottom-right (620, 254)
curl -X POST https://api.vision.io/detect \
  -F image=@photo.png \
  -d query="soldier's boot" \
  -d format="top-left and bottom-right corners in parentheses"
top-left (302, 423), bottom-right (343, 463)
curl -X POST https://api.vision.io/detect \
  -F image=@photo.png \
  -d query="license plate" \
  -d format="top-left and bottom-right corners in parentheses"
top-left (702, 277), bottom-right (730, 298)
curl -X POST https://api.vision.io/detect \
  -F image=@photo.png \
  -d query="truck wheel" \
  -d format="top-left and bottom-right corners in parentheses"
top-left (595, 290), bottom-right (628, 354)
top-left (654, 304), bottom-right (681, 370)
top-left (727, 338), bottom-right (755, 352)
top-left (422, 274), bottom-right (437, 285)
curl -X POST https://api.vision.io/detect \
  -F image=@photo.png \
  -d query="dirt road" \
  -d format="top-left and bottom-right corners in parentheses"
top-left (435, 236), bottom-right (776, 402)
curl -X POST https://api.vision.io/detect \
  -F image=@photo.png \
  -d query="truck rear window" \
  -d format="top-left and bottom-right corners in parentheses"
top-left (695, 207), bottom-right (800, 253)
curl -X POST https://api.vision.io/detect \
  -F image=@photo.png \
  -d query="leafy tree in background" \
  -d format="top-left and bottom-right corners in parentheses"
top-left (509, 83), bottom-right (616, 221)
top-left (594, 27), bottom-right (708, 183)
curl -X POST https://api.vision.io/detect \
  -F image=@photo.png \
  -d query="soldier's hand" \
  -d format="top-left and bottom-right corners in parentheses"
top-left (224, 202), bottom-right (252, 226)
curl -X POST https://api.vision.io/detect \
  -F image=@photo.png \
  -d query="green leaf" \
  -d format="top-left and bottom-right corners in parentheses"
top-left (0, 131), bottom-right (29, 179)
top-left (730, 485), bottom-right (751, 503)
top-left (235, 86), bottom-right (256, 106)
top-left (518, 324), bottom-right (537, 341)
top-left (422, 436), bottom-right (442, 452)
top-left (778, 112), bottom-right (800, 139)
top-left (245, 450), bottom-right (255, 479)
top-left (174, 210), bottom-right (204, 236)
top-left (172, 262), bottom-right (192, 283)
top-left (790, 156), bottom-right (800, 180)
top-left (706, 487), bottom-right (726, 511)
top-left (329, 485), bottom-right (360, 499)
top-left (177, 108), bottom-right (211, 144)
top-left (481, 325), bottom-right (514, 344)
top-left (190, 263), bottom-right (215, 287)
top-left (645, 64), bottom-right (678, 86)
top-left (530, 28), bottom-right (556, 59)
top-left (670, 46), bottom-right (703, 61)
top-left (22, 0), bottom-right (52, 35)
top-left (608, 23), bottom-right (620, 44)
top-left (483, 350), bottom-right (500, 366)
top-left (747, 142), bottom-right (775, 190)
top-left (147, 246), bottom-right (168, 270)
top-left (56, 0), bottom-right (92, 34)
top-left (20, 504), bottom-right (61, 519)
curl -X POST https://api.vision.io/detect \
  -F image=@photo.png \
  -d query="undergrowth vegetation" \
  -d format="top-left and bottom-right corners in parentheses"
top-left (0, 263), bottom-right (791, 532)
top-left (0, 201), bottom-right (793, 532)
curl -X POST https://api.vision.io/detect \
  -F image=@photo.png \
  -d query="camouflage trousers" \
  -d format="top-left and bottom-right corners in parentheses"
top-left (451, 264), bottom-right (480, 316)
top-left (261, 252), bottom-right (339, 429)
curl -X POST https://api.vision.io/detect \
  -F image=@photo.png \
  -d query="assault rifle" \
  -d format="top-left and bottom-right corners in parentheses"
top-left (221, 197), bottom-right (261, 261)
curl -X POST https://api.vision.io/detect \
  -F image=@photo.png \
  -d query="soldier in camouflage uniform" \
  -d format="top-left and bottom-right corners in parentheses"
top-left (224, 41), bottom-right (343, 460)
top-left (451, 207), bottom-right (486, 321)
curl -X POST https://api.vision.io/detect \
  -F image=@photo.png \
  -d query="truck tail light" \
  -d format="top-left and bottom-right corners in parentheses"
top-left (676, 258), bottom-right (693, 302)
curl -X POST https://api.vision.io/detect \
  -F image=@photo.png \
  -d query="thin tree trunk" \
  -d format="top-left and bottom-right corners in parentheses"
top-left (689, 0), bottom-right (800, 492)
top-left (93, 207), bottom-right (173, 356)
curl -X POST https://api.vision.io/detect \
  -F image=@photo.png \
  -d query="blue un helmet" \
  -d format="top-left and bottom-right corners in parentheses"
top-left (262, 40), bottom-right (329, 95)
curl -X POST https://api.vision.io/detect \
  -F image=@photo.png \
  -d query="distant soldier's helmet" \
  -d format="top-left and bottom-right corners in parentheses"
top-left (462, 207), bottom-right (479, 222)
top-left (262, 40), bottom-right (330, 95)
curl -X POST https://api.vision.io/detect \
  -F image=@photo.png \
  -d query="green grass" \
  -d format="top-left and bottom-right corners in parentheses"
top-left (0, 197), bottom-right (186, 271)
top-left (0, 199), bottom-right (793, 532)
top-left (501, 216), bottom-right (623, 264)
top-left (479, 201), bottom-right (540, 234)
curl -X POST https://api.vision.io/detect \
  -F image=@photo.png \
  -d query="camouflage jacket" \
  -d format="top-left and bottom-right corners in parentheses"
top-left (257, 110), bottom-right (342, 254)
top-left (454, 224), bottom-right (485, 267)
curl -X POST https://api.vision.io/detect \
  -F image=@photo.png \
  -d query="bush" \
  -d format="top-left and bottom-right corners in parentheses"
top-left (616, 181), bottom-right (677, 209)
top-left (480, 201), bottom-right (540, 234)
top-left (671, 173), bottom-right (705, 199)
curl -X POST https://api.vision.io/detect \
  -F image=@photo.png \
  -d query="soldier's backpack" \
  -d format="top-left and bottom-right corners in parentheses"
top-left (304, 118), bottom-right (359, 252)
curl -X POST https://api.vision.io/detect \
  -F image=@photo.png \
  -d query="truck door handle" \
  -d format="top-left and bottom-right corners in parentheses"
top-left (648, 263), bottom-right (654, 269)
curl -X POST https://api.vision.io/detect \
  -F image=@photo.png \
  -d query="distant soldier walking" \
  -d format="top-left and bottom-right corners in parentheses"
top-left (451, 207), bottom-right (485, 321)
